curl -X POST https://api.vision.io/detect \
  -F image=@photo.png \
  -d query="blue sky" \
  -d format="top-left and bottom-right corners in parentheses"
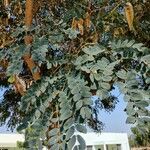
top-left (98, 87), bottom-right (132, 134)
top-left (0, 87), bottom-right (132, 134)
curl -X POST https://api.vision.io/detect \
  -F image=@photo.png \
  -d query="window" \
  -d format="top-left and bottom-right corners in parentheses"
top-left (117, 144), bottom-right (121, 150)
top-left (87, 145), bottom-right (93, 150)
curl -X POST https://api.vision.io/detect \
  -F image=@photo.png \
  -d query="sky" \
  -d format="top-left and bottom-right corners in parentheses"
top-left (97, 87), bottom-right (132, 134)
top-left (0, 87), bottom-right (132, 134)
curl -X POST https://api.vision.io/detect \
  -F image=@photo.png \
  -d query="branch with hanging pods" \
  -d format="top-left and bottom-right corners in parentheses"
top-left (9, 0), bottom-right (42, 96)
top-left (23, 0), bottom-right (41, 81)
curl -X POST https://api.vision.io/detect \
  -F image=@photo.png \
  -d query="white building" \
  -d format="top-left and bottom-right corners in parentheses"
top-left (0, 134), bottom-right (24, 150)
top-left (0, 133), bottom-right (130, 150)
top-left (80, 132), bottom-right (130, 150)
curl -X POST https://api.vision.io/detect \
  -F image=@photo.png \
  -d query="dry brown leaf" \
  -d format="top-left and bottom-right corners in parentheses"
top-left (0, 60), bottom-right (8, 78)
top-left (124, 2), bottom-right (134, 31)
top-left (18, 1), bottom-right (23, 14)
top-left (113, 27), bottom-right (125, 37)
top-left (24, 0), bottom-right (41, 81)
top-left (77, 18), bottom-right (84, 35)
top-left (84, 12), bottom-right (91, 29)
top-left (14, 75), bottom-right (26, 95)
top-left (24, 35), bottom-right (33, 45)
top-left (23, 54), bottom-right (41, 81)
top-left (4, 0), bottom-right (9, 7)
top-left (71, 17), bottom-right (78, 30)
top-left (25, 0), bottom-right (33, 27)
top-left (91, 33), bottom-right (98, 43)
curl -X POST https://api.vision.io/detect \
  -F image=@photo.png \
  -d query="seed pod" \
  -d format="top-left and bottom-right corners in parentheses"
top-left (25, 0), bottom-right (33, 27)
top-left (18, 1), bottom-right (23, 14)
top-left (84, 12), bottom-right (91, 29)
top-left (14, 75), bottom-right (26, 95)
top-left (124, 2), bottom-right (134, 31)
top-left (4, 0), bottom-right (9, 7)
top-left (71, 17), bottom-right (78, 30)
top-left (24, 0), bottom-right (41, 81)
top-left (77, 18), bottom-right (84, 35)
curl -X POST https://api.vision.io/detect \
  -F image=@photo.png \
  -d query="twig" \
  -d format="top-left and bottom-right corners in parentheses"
top-left (104, 2), bottom-right (122, 20)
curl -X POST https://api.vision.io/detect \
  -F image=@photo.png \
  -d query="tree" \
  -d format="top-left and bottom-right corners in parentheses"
top-left (0, 0), bottom-right (150, 149)
top-left (129, 124), bottom-right (150, 147)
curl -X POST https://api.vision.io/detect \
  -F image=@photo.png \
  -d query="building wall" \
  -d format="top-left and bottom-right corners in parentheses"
top-left (0, 133), bottom-right (130, 150)
top-left (0, 134), bottom-right (24, 148)
top-left (80, 132), bottom-right (130, 150)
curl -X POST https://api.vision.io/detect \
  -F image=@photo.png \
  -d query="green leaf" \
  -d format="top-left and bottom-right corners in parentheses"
top-left (66, 126), bottom-right (75, 140)
top-left (125, 102), bottom-right (136, 115)
top-left (141, 54), bottom-right (150, 66)
top-left (35, 110), bottom-right (41, 118)
top-left (132, 43), bottom-right (144, 51)
top-left (47, 62), bottom-right (52, 69)
top-left (123, 39), bottom-right (134, 47)
top-left (101, 82), bottom-right (111, 90)
top-left (80, 107), bottom-right (92, 119)
top-left (124, 95), bottom-right (131, 102)
top-left (73, 146), bottom-right (79, 150)
top-left (82, 54), bottom-right (94, 63)
top-left (74, 56), bottom-right (83, 66)
top-left (48, 128), bottom-right (59, 137)
top-left (73, 93), bottom-right (82, 102)
top-left (7, 60), bottom-right (23, 76)
top-left (17, 123), bottom-right (28, 132)
top-left (80, 88), bottom-right (91, 97)
top-left (103, 69), bottom-right (113, 76)
top-left (94, 74), bottom-right (102, 81)
top-left (41, 86), bottom-right (46, 93)
top-left (68, 135), bottom-right (76, 150)
top-left (137, 109), bottom-right (148, 116)
top-left (96, 59), bottom-right (109, 70)
top-left (51, 143), bottom-right (59, 150)
top-left (64, 118), bottom-right (75, 130)
top-left (82, 44), bottom-right (105, 56)
top-left (76, 100), bottom-right (83, 110)
top-left (48, 135), bottom-right (58, 146)
top-left (60, 110), bottom-right (72, 121)
top-left (90, 73), bottom-right (94, 82)
top-left (145, 78), bottom-right (150, 84)
top-left (77, 135), bottom-right (86, 150)
top-left (130, 91), bottom-right (143, 101)
top-left (96, 90), bottom-right (107, 99)
top-left (71, 86), bottom-right (80, 94)
top-left (64, 28), bottom-right (79, 39)
top-left (60, 104), bottom-right (71, 113)
top-left (40, 105), bottom-right (46, 113)
top-left (37, 45), bottom-right (48, 53)
top-left (102, 75), bottom-right (112, 82)
top-left (76, 124), bottom-right (87, 133)
top-left (35, 90), bottom-right (42, 97)
top-left (116, 69), bottom-right (127, 80)
top-left (81, 66), bottom-right (90, 73)
top-left (126, 116), bottom-right (137, 124)
top-left (135, 101), bottom-right (149, 108)
top-left (83, 98), bottom-right (93, 105)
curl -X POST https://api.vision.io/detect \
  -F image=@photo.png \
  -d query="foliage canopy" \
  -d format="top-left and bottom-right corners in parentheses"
top-left (129, 124), bottom-right (150, 147)
top-left (0, 0), bottom-right (150, 149)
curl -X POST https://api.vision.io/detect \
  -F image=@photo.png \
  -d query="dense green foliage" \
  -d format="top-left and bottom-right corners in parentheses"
top-left (129, 124), bottom-right (150, 147)
top-left (0, 0), bottom-right (150, 149)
